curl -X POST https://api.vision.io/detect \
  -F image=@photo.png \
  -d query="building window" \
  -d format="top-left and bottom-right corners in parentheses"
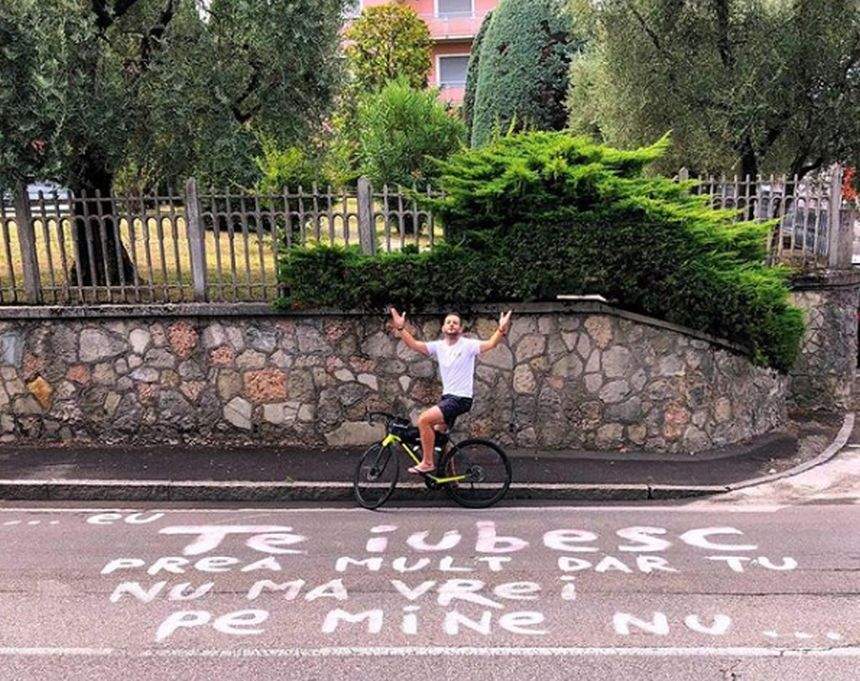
top-left (438, 55), bottom-right (469, 89)
top-left (436, 0), bottom-right (473, 17)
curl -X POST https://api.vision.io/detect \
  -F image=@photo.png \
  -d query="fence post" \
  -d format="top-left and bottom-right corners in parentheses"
top-left (827, 165), bottom-right (850, 268)
top-left (13, 182), bottom-right (41, 304)
top-left (184, 177), bottom-right (208, 301)
top-left (357, 176), bottom-right (377, 256)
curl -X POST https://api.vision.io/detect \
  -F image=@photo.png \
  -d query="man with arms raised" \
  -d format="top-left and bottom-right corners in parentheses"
top-left (389, 308), bottom-right (513, 474)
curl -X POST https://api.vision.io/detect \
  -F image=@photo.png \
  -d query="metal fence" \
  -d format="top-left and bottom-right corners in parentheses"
top-left (0, 168), bottom-right (854, 306)
top-left (678, 166), bottom-right (853, 269)
top-left (0, 178), bottom-right (441, 305)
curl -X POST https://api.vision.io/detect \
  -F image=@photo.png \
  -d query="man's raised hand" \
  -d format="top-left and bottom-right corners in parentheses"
top-left (499, 309), bottom-right (512, 335)
top-left (389, 307), bottom-right (406, 331)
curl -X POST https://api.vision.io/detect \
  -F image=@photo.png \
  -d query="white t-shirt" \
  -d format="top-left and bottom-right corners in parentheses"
top-left (426, 337), bottom-right (482, 398)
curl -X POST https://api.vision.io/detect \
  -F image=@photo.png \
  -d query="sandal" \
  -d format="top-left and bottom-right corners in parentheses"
top-left (408, 463), bottom-right (435, 475)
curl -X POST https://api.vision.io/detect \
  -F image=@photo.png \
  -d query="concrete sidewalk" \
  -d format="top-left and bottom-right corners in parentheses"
top-left (0, 413), bottom-right (848, 502)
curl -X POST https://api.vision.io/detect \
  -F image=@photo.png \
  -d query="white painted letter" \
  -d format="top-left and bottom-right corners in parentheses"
top-left (109, 581), bottom-right (166, 603)
top-left (195, 556), bottom-right (239, 573)
top-left (366, 525), bottom-right (397, 553)
top-left (493, 582), bottom-right (541, 601)
top-left (87, 513), bottom-right (123, 525)
top-left (168, 582), bottom-right (214, 601)
top-left (213, 609), bottom-right (268, 636)
top-left (305, 579), bottom-right (348, 602)
top-left (125, 512), bottom-right (164, 525)
top-left (155, 610), bottom-right (210, 642)
top-left (437, 580), bottom-right (502, 609)
top-left (322, 608), bottom-right (383, 634)
top-left (476, 557), bottom-right (511, 572)
top-left (557, 557), bottom-right (593, 572)
top-left (392, 557), bottom-right (431, 572)
top-left (391, 580), bottom-right (436, 601)
top-left (242, 557), bottom-right (283, 572)
top-left (335, 557), bottom-right (384, 572)
top-left (617, 526), bottom-right (671, 553)
top-left (246, 579), bottom-right (305, 601)
top-left (595, 556), bottom-right (633, 574)
top-left (684, 614), bottom-right (731, 635)
top-left (443, 610), bottom-right (492, 636)
top-left (544, 529), bottom-right (598, 553)
top-left (475, 521), bottom-right (528, 553)
top-left (499, 611), bottom-right (547, 635)
top-left (406, 530), bottom-right (461, 552)
top-left (101, 558), bottom-right (144, 575)
top-left (159, 526), bottom-right (306, 556)
top-left (147, 557), bottom-right (189, 576)
top-left (613, 612), bottom-right (669, 636)
top-left (757, 556), bottom-right (797, 571)
top-left (679, 527), bottom-right (756, 552)
top-left (636, 556), bottom-right (678, 574)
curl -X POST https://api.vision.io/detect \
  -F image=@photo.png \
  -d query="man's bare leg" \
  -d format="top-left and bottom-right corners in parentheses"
top-left (414, 406), bottom-right (446, 471)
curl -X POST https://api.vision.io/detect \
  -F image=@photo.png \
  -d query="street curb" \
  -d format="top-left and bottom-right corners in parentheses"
top-left (0, 413), bottom-right (852, 503)
top-left (721, 411), bottom-right (855, 492)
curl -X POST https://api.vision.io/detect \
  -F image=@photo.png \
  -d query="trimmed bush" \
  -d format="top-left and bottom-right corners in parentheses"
top-left (470, 0), bottom-right (577, 146)
top-left (277, 132), bottom-right (803, 371)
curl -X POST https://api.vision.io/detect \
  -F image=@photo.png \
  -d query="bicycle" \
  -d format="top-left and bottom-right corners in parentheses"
top-left (353, 411), bottom-right (512, 510)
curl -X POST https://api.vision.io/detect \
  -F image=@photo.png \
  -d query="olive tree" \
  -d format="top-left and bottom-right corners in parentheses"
top-left (0, 0), bottom-right (347, 284)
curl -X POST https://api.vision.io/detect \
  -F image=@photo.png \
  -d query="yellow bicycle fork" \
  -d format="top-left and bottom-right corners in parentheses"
top-left (381, 433), bottom-right (466, 484)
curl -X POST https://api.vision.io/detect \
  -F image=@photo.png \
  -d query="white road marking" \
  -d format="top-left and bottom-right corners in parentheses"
top-left (1, 646), bottom-right (859, 659)
top-left (0, 504), bottom-right (787, 514)
top-left (0, 647), bottom-right (113, 656)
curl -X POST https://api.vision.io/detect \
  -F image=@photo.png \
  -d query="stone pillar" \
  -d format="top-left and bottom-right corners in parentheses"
top-left (789, 270), bottom-right (860, 412)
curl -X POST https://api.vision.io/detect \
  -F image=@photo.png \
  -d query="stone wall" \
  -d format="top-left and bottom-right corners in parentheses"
top-left (0, 303), bottom-right (788, 453)
top-left (789, 271), bottom-right (860, 412)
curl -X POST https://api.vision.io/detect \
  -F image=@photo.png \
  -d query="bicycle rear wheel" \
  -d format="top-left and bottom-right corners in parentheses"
top-left (440, 438), bottom-right (511, 508)
top-left (353, 443), bottom-right (399, 510)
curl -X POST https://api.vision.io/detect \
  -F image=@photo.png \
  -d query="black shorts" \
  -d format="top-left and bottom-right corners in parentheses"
top-left (438, 394), bottom-right (473, 428)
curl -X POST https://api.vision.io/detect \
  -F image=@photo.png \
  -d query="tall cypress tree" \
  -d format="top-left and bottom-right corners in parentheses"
top-left (470, 0), bottom-right (578, 147)
top-left (462, 10), bottom-right (493, 142)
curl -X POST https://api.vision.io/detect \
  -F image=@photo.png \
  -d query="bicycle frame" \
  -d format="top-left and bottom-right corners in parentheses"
top-left (380, 433), bottom-right (467, 484)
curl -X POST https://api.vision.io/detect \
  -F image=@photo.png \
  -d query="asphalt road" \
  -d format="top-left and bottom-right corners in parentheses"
top-left (0, 499), bottom-right (857, 680)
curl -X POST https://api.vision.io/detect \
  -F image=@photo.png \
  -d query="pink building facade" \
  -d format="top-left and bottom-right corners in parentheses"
top-left (348, 0), bottom-right (498, 104)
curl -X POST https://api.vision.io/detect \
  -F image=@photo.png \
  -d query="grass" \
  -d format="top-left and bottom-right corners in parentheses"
top-left (0, 199), bottom-right (444, 303)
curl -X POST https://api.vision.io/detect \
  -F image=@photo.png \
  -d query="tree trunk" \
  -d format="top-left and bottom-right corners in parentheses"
top-left (68, 156), bottom-right (137, 288)
top-left (738, 139), bottom-right (759, 221)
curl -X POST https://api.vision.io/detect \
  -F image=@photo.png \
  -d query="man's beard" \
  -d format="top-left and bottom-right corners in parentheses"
top-left (444, 331), bottom-right (460, 340)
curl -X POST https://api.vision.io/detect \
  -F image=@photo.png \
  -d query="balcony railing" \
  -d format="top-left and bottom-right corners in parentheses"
top-left (419, 10), bottom-right (490, 40)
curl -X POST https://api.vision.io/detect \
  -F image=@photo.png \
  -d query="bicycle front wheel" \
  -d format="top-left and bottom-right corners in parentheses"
top-left (440, 438), bottom-right (511, 508)
top-left (354, 443), bottom-right (399, 510)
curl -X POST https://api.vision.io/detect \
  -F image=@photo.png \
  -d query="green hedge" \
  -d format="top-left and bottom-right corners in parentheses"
top-left (277, 132), bottom-right (804, 372)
